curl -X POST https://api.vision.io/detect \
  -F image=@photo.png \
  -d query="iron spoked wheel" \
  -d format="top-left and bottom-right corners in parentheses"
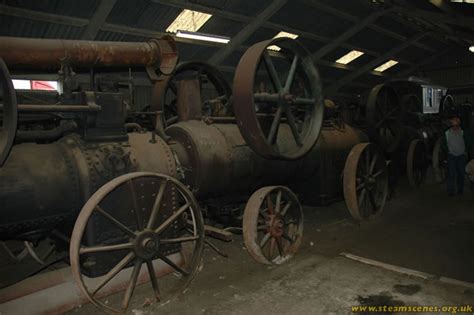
top-left (0, 58), bottom-right (18, 167)
top-left (432, 136), bottom-right (447, 183)
top-left (70, 172), bottom-right (204, 314)
top-left (158, 61), bottom-right (232, 127)
top-left (407, 139), bottom-right (428, 187)
top-left (343, 143), bottom-right (389, 221)
top-left (366, 84), bottom-right (402, 153)
top-left (233, 37), bottom-right (324, 160)
top-left (243, 186), bottom-right (303, 265)
top-left (439, 94), bottom-right (457, 118)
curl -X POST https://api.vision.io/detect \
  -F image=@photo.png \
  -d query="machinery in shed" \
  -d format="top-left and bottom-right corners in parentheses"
top-left (0, 36), bottom-right (390, 313)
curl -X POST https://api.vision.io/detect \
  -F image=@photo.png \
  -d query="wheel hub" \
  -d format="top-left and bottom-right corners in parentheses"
top-left (282, 93), bottom-right (296, 105)
top-left (267, 215), bottom-right (284, 237)
top-left (133, 230), bottom-right (160, 260)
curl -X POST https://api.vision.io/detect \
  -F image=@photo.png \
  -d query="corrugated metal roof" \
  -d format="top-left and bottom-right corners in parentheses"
top-left (4, 0), bottom-right (99, 18)
top-left (0, 0), bottom-right (468, 96)
top-left (269, 2), bottom-right (354, 38)
top-left (0, 15), bottom-right (83, 39)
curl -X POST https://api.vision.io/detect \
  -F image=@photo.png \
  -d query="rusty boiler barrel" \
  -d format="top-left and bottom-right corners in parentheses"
top-left (0, 133), bottom-right (176, 240)
top-left (166, 120), bottom-right (367, 202)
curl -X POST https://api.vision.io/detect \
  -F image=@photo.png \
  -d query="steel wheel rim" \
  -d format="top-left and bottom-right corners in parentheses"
top-left (70, 172), bottom-right (204, 314)
top-left (233, 38), bottom-right (323, 160)
top-left (432, 137), bottom-right (447, 183)
top-left (0, 58), bottom-right (18, 167)
top-left (407, 139), bottom-right (427, 187)
top-left (343, 143), bottom-right (389, 221)
top-left (243, 186), bottom-right (303, 265)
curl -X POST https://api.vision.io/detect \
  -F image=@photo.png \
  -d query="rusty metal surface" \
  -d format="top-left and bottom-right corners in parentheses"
top-left (151, 61), bottom-right (232, 133)
top-left (242, 186), bottom-right (303, 265)
top-left (343, 143), bottom-right (388, 221)
top-left (176, 77), bottom-right (203, 122)
top-left (0, 36), bottom-right (178, 71)
top-left (0, 58), bottom-right (17, 167)
top-left (232, 37), bottom-right (323, 160)
top-left (296, 124), bottom-right (369, 206)
top-left (0, 132), bottom-right (178, 241)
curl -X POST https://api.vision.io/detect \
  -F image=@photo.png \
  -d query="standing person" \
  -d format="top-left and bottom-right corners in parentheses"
top-left (442, 117), bottom-right (472, 196)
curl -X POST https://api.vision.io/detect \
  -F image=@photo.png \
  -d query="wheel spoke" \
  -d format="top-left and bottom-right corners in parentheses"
top-left (275, 190), bottom-right (282, 214)
top-left (80, 242), bottom-right (133, 254)
top-left (159, 254), bottom-right (189, 276)
top-left (267, 106), bottom-right (283, 144)
top-left (147, 180), bottom-right (168, 229)
top-left (268, 237), bottom-right (276, 260)
top-left (368, 190), bottom-right (378, 213)
top-left (96, 206), bottom-right (136, 238)
top-left (160, 235), bottom-right (200, 244)
top-left (276, 237), bottom-right (284, 257)
top-left (356, 181), bottom-right (365, 191)
top-left (92, 252), bottom-right (135, 296)
top-left (358, 188), bottom-right (367, 208)
top-left (146, 260), bottom-right (161, 302)
top-left (266, 196), bottom-right (275, 215)
top-left (263, 51), bottom-right (282, 92)
top-left (128, 179), bottom-right (142, 230)
top-left (122, 259), bottom-right (142, 310)
top-left (286, 108), bottom-right (302, 146)
top-left (284, 54), bottom-right (299, 92)
top-left (260, 233), bottom-right (271, 248)
top-left (155, 202), bottom-right (190, 235)
top-left (374, 107), bottom-right (398, 128)
top-left (372, 168), bottom-right (384, 178)
top-left (280, 201), bottom-right (292, 216)
top-left (369, 154), bottom-right (378, 174)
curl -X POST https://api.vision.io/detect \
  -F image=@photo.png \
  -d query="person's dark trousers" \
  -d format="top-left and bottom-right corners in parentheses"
top-left (447, 154), bottom-right (467, 194)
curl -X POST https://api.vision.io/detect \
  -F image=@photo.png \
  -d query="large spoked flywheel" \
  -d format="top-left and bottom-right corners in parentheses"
top-left (366, 84), bottom-right (403, 153)
top-left (0, 58), bottom-right (18, 167)
top-left (70, 172), bottom-right (204, 313)
top-left (232, 38), bottom-right (324, 160)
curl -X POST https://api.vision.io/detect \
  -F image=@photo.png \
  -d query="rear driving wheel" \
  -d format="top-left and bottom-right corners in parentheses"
top-left (70, 172), bottom-right (204, 313)
top-left (243, 186), bottom-right (303, 265)
top-left (407, 139), bottom-right (427, 187)
top-left (343, 143), bottom-right (389, 221)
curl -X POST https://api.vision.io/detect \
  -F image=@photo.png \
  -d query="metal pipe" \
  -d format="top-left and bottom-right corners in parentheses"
top-left (0, 36), bottom-right (177, 71)
top-left (0, 104), bottom-right (102, 112)
top-left (16, 121), bottom-right (78, 141)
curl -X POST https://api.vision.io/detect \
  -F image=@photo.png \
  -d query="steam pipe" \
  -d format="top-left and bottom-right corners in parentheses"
top-left (0, 36), bottom-right (178, 73)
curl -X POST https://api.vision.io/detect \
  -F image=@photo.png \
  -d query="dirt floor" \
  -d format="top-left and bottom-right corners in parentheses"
top-left (68, 177), bottom-right (474, 315)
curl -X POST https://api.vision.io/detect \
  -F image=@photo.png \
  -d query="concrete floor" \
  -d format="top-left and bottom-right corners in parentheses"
top-left (69, 179), bottom-right (474, 315)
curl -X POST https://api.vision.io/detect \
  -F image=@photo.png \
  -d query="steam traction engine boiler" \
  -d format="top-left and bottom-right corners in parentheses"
top-left (0, 36), bottom-right (389, 313)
